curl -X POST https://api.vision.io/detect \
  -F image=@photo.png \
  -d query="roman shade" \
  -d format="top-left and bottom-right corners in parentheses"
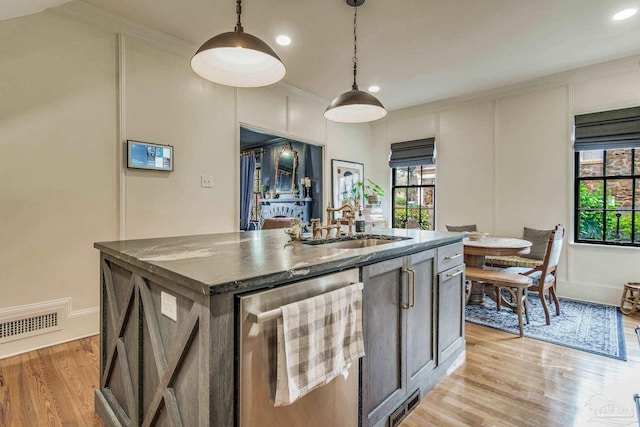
top-left (574, 106), bottom-right (640, 151)
top-left (388, 138), bottom-right (436, 168)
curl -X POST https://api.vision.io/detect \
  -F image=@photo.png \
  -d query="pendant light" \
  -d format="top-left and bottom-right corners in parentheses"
top-left (191, 0), bottom-right (286, 87)
top-left (324, 0), bottom-right (386, 123)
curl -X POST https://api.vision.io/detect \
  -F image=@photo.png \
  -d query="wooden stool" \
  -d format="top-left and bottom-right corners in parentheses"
top-left (620, 282), bottom-right (640, 315)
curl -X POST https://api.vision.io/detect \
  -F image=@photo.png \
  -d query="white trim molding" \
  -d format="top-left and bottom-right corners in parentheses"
top-left (0, 298), bottom-right (99, 360)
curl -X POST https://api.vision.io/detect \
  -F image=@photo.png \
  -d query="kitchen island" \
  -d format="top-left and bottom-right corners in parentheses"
top-left (94, 228), bottom-right (466, 427)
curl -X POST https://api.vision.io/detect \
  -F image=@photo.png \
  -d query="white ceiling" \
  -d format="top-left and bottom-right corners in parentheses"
top-left (3, 0), bottom-right (640, 111)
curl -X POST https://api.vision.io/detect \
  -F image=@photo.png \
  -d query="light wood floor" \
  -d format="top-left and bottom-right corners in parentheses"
top-left (1, 314), bottom-right (638, 427)
top-left (402, 313), bottom-right (640, 427)
top-left (0, 336), bottom-right (102, 426)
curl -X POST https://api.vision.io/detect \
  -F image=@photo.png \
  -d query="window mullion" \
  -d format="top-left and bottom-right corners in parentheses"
top-left (632, 148), bottom-right (637, 244)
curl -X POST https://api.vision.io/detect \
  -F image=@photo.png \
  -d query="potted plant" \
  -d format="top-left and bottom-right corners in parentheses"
top-left (355, 179), bottom-right (385, 205)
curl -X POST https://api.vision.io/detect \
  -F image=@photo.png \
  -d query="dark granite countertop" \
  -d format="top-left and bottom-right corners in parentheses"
top-left (95, 228), bottom-right (464, 295)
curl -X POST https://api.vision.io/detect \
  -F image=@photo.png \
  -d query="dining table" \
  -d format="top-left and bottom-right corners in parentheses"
top-left (463, 236), bottom-right (532, 305)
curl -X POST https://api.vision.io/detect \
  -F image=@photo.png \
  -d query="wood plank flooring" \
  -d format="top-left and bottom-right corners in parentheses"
top-left (401, 313), bottom-right (640, 427)
top-left (0, 313), bottom-right (638, 426)
top-left (0, 336), bottom-right (102, 427)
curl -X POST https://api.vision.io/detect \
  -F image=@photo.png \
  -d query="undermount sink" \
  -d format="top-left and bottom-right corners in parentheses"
top-left (301, 235), bottom-right (411, 249)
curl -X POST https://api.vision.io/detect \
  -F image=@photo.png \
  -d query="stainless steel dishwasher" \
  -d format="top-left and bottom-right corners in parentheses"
top-left (237, 269), bottom-right (360, 427)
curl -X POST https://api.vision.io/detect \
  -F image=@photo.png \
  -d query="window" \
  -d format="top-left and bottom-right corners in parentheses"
top-left (389, 138), bottom-right (436, 230)
top-left (574, 107), bottom-right (640, 246)
top-left (392, 165), bottom-right (435, 230)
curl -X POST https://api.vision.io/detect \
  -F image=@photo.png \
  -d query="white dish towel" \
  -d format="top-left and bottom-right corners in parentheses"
top-left (274, 282), bottom-right (365, 406)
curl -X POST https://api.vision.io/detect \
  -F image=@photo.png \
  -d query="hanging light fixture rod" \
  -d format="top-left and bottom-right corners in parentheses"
top-left (324, 0), bottom-right (387, 123)
top-left (235, 0), bottom-right (243, 32)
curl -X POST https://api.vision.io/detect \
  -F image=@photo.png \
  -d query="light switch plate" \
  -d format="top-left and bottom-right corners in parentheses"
top-left (201, 175), bottom-right (213, 188)
top-left (160, 291), bottom-right (177, 321)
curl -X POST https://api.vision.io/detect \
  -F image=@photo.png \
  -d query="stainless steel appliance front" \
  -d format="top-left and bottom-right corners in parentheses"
top-left (238, 269), bottom-right (360, 427)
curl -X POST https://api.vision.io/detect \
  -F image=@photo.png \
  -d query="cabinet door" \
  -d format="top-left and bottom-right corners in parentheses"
top-left (406, 250), bottom-right (436, 392)
top-left (438, 264), bottom-right (466, 362)
top-left (361, 257), bottom-right (406, 427)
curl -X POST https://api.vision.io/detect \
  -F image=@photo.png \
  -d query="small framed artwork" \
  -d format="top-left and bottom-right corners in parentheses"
top-left (331, 159), bottom-right (364, 218)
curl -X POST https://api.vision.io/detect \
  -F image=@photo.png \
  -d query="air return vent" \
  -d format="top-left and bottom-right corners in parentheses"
top-left (389, 389), bottom-right (421, 427)
top-left (0, 305), bottom-right (64, 344)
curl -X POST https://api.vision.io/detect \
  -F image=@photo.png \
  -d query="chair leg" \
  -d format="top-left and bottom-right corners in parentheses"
top-left (549, 284), bottom-right (560, 316)
top-left (538, 287), bottom-right (551, 325)
top-left (496, 286), bottom-right (502, 311)
top-left (524, 294), bottom-right (530, 325)
top-left (516, 287), bottom-right (524, 337)
top-left (464, 280), bottom-right (471, 305)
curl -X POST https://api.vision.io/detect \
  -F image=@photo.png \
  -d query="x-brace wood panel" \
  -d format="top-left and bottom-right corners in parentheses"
top-left (137, 278), bottom-right (201, 427)
top-left (101, 258), bottom-right (136, 426)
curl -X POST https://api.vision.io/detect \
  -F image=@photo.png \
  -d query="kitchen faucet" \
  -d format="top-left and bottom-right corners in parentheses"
top-left (323, 201), bottom-right (360, 237)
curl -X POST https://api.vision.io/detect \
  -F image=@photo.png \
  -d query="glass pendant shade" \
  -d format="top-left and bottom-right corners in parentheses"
top-left (191, 31), bottom-right (286, 87)
top-left (324, 88), bottom-right (387, 123)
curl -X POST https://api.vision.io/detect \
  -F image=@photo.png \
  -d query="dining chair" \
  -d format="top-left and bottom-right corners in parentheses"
top-left (501, 224), bottom-right (565, 325)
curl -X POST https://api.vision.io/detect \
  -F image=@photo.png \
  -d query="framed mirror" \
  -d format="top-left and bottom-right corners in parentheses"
top-left (274, 142), bottom-right (298, 195)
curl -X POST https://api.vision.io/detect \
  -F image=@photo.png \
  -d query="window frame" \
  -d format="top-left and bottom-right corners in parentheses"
top-left (391, 165), bottom-right (436, 231)
top-left (574, 148), bottom-right (639, 247)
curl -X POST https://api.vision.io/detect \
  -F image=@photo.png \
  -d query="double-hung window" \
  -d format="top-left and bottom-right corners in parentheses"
top-left (389, 138), bottom-right (436, 230)
top-left (574, 107), bottom-right (640, 246)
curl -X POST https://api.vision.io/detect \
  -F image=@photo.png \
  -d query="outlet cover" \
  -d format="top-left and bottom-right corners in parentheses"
top-left (201, 175), bottom-right (213, 188)
top-left (160, 291), bottom-right (177, 321)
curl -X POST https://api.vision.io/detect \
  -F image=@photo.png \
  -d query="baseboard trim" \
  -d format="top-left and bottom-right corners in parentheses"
top-left (556, 279), bottom-right (621, 306)
top-left (0, 300), bottom-right (99, 359)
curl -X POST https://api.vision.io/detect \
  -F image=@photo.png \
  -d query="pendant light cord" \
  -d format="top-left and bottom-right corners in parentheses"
top-left (352, 5), bottom-right (359, 90)
top-left (235, 0), bottom-right (244, 32)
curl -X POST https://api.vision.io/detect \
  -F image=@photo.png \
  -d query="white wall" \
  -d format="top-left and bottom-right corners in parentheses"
top-left (373, 57), bottom-right (640, 305)
top-left (0, 12), bottom-right (116, 356)
top-left (0, 5), bottom-right (371, 358)
top-left (123, 36), bottom-right (236, 238)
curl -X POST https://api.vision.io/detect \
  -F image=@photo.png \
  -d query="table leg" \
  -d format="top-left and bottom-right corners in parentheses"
top-left (465, 254), bottom-right (486, 306)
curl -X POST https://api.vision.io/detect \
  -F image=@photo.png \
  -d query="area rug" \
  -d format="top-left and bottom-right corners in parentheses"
top-left (465, 294), bottom-right (627, 360)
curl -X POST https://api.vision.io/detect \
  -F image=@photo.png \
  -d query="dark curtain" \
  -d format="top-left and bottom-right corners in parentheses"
top-left (305, 144), bottom-right (323, 220)
top-left (240, 154), bottom-right (256, 231)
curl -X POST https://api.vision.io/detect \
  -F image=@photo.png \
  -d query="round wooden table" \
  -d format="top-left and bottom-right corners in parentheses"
top-left (464, 237), bottom-right (532, 305)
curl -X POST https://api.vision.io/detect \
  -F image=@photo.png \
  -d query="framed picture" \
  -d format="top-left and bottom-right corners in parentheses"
top-left (331, 159), bottom-right (364, 218)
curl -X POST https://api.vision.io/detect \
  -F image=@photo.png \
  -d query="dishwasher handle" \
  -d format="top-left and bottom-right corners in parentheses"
top-left (247, 282), bottom-right (364, 324)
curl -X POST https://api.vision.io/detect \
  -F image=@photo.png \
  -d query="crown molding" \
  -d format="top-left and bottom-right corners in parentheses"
top-left (273, 81), bottom-right (331, 106)
top-left (384, 54), bottom-right (640, 122)
top-left (48, 1), bottom-right (331, 107)
top-left (47, 0), bottom-right (195, 59)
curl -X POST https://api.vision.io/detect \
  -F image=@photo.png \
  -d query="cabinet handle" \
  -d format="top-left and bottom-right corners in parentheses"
top-left (409, 268), bottom-right (416, 308)
top-left (402, 267), bottom-right (416, 309)
top-left (401, 268), bottom-right (414, 309)
top-left (446, 269), bottom-right (464, 279)
top-left (444, 253), bottom-right (462, 260)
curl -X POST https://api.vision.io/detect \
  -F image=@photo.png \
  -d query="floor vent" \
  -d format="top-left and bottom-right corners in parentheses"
top-left (0, 305), bottom-right (64, 344)
top-left (389, 389), bottom-right (421, 427)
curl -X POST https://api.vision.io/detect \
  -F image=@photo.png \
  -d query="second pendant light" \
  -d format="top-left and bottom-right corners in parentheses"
top-left (324, 0), bottom-right (387, 123)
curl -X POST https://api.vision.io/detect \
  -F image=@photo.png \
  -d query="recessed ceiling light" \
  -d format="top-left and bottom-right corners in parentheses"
top-left (612, 8), bottom-right (637, 20)
top-left (368, 86), bottom-right (380, 93)
top-left (276, 35), bottom-right (291, 46)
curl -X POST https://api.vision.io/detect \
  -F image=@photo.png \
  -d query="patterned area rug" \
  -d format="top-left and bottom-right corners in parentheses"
top-left (466, 294), bottom-right (627, 360)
